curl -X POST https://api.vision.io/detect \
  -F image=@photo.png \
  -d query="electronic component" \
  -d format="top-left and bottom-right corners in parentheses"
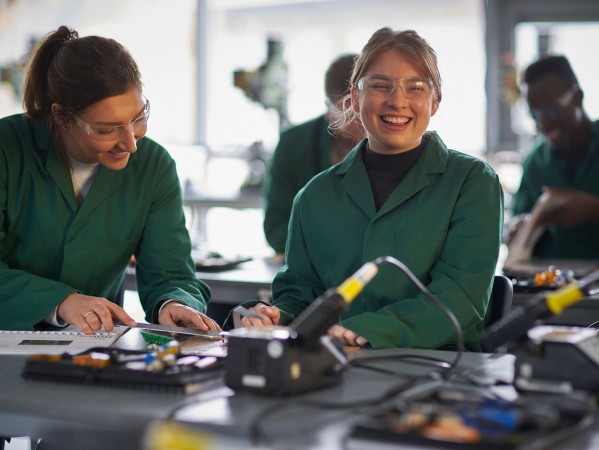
top-left (515, 325), bottom-right (599, 393)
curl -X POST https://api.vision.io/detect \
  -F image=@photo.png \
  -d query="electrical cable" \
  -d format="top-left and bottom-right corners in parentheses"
top-left (247, 372), bottom-right (437, 446)
top-left (247, 350), bottom-right (464, 446)
top-left (349, 353), bottom-right (451, 372)
top-left (372, 256), bottom-right (465, 377)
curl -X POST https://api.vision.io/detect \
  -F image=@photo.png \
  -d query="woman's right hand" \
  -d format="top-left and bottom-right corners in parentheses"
top-left (57, 292), bottom-right (137, 334)
top-left (240, 304), bottom-right (281, 328)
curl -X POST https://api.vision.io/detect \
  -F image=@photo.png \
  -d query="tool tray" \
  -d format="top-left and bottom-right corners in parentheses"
top-left (21, 346), bottom-right (224, 394)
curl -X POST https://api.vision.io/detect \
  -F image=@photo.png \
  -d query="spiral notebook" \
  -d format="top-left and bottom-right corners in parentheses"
top-left (0, 326), bottom-right (126, 355)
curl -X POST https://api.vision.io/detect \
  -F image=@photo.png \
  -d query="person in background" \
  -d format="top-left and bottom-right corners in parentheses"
top-left (240, 27), bottom-right (503, 350)
top-left (0, 26), bottom-right (220, 334)
top-left (262, 53), bottom-right (363, 256)
top-left (508, 55), bottom-right (599, 260)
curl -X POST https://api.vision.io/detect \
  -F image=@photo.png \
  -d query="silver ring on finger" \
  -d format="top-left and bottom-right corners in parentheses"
top-left (83, 311), bottom-right (94, 319)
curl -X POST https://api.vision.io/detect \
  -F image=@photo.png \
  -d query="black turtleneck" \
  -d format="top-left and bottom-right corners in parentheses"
top-left (363, 137), bottom-right (426, 210)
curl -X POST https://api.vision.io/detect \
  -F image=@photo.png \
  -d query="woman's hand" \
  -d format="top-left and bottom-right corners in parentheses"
top-left (57, 292), bottom-right (137, 335)
top-left (327, 324), bottom-right (368, 347)
top-left (158, 302), bottom-right (221, 331)
top-left (240, 304), bottom-right (281, 328)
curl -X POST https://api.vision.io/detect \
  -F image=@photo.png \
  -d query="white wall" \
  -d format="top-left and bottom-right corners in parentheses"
top-left (205, 0), bottom-right (487, 156)
top-left (1, 0), bottom-right (487, 156)
top-left (0, 0), bottom-right (198, 145)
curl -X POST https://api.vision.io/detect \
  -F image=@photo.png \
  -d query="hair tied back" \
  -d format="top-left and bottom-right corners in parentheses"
top-left (63, 29), bottom-right (78, 42)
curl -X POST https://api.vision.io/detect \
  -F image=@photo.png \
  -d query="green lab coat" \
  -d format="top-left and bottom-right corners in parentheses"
top-left (0, 114), bottom-right (210, 329)
top-left (512, 120), bottom-right (599, 259)
top-left (263, 115), bottom-right (334, 253)
top-left (273, 133), bottom-right (504, 350)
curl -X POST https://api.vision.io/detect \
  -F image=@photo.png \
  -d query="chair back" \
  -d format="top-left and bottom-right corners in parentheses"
top-left (485, 275), bottom-right (514, 351)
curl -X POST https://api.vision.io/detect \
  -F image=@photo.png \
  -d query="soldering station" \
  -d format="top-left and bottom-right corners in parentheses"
top-left (222, 254), bottom-right (599, 400)
top-left (481, 269), bottom-right (599, 394)
top-left (219, 259), bottom-right (599, 448)
top-left (224, 259), bottom-right (379, 395)
top-left (11, 257), bottom-right (599, 450)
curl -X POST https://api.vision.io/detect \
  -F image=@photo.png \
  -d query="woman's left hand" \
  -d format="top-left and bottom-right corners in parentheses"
top-left (158, 302), bottom-right (221, 331)
top-left (327, 324), bottom-right (368, 347)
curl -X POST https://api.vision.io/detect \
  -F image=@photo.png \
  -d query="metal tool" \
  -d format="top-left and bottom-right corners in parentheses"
top-left (122, 322), bottom-right (229, 340)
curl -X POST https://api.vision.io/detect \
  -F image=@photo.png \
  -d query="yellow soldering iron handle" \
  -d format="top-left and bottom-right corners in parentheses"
top-left (145, 421), bottom-right (212, 450)
top-left (545, 283), bottom-right (585, 315)
top-left (545, 269), bottom-right (599, 315)
top-left (336, 262), bottom-right (379, 304)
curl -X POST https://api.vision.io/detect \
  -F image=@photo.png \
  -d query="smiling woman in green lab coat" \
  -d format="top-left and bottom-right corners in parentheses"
top-left (0, 26), bottom-right (220, 334)
top-left (240, 28), bottom-right (503, 351)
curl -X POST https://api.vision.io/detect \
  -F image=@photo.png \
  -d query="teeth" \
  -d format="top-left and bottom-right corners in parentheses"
top-left (382, 116), bottom-right (409, 125)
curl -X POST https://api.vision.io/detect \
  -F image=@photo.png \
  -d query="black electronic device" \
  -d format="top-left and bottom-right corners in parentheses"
top-left (481, 269), bottom-right (599, 394)
top-left (224, 261), bottom-right (379, 396)
top-left (224, 327), bottom-right (345, 395)
top-left (514, 325), bottom-right (599, 393)
top-left (481, 269), bottom-right (599, 353)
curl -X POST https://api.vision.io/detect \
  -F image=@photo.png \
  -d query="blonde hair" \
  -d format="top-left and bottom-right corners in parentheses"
top-left (330, 27), bottom-right (442, 136)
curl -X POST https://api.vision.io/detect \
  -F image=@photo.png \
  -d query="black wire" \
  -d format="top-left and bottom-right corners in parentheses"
top-left (168, 256), bottom-right (468, 445)
top-left (248, 400), bottom-right (293, 446)
top-left (247, 357), bottom-right (446, 446)
top-left (247, 373), bottom-right (432, 446)
top-left (348, 353), bottom-right (451, 372)
top-left (372, 256), bottom-right (465, 378)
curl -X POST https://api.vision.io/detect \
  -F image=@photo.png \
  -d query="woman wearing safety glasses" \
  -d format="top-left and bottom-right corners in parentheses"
top-left (240, 28), bottom-right (503, 351)
top-left (0, 26), bottom-right (220, 334)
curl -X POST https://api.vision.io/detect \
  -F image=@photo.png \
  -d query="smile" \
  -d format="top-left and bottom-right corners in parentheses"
top-left (382, 115), bottom-right (410, 125)
top-left (108, 150), bottom-right (130, 160)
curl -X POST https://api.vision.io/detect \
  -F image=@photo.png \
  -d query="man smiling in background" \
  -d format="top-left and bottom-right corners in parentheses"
top-left (509, 55), bottom-right (599, 260)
